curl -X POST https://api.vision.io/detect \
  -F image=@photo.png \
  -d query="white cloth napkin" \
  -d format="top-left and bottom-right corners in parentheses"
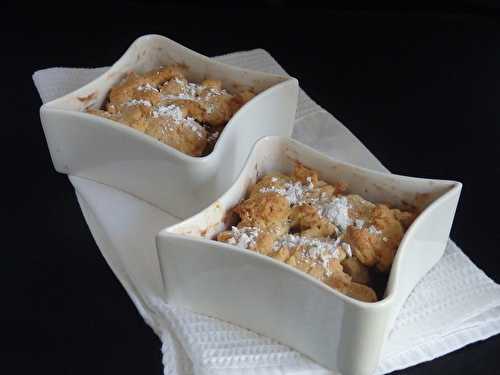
top-left (34, 49), bottom-right (500, 375)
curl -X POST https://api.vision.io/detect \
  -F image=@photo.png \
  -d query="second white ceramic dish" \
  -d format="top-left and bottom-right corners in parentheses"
top-left (40, 35), bottom-right (298, 218)
top-left (156, 136), bottom-right (461, 375)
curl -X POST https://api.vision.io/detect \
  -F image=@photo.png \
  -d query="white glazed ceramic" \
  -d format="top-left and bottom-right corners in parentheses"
top-left (156, 136), bottom-right (461, 375)
top-left (40, 35), bottom-right (298, 218)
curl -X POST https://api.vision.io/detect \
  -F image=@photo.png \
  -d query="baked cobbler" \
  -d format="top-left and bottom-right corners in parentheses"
top-left (86, 65), bottom-right (255, 156)
top-left (217, 164), bottom-right (417, 302)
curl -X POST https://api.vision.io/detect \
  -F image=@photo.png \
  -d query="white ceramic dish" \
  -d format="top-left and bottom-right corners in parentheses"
top-left (40, 35), bottom-right (298, 218)
top-left (156, 136), bottom-right (461, 375)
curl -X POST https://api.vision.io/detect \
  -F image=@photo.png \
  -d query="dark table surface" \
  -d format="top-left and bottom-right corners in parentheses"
top-left (3, 3), bottom-right (500, 374)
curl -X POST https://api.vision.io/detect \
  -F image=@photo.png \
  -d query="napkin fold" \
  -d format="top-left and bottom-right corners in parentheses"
top-left (34, 48), bottom-right (500, 375)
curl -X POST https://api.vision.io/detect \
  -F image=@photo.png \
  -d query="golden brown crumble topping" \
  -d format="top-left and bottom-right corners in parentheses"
top-left (217, 164), bottom-right (417, 302)
top-left (86, 65), bottom-right (255, 156)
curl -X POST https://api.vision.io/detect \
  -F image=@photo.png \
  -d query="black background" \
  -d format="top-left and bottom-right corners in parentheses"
top-left (3, 1), bottom-right (500, 374)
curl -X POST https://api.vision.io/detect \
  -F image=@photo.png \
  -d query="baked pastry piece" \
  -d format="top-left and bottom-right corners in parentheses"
top-left (217, 164), bottom-right (417, 302)
top-left (86, 65), bottom-right (255, 156)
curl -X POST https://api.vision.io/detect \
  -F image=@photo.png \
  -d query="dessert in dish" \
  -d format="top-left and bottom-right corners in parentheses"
top-left (217, 164), bottom-right (417, 302)
top-left (87, 65), bottom-right (255, 156)
top-left (158, 135), bottom-right (461, 373)
top-left (40, 34), bottom-right (298, 218)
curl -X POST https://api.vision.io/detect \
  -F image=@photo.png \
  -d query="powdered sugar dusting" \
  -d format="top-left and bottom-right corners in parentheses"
top-left (368, 225), bottom-right (382, 236)
top-left (183, 117), bottom-right (205, 137)
top-left (137, 83), bottom-right (159, 92)
top-left (272, 234), bottom-right (343, 276)
top-left (341, 242), bottom-right (353, 257)
top-left (260, 181), bottom-right (313, 205)
top-left (259, 179), bottom-right (354, 233)
top-left (152, 104), bottom-right (184, 121)
top-left (318, 196), bottom-right (352, 231)
top-left (161, 78), bottom-right (229, 103)
top-left (126, 99), bottom-right (152, 107)
top-left (355, 219), bottom-right (365, 228)
top-left (152, 104), bottom-right (204, 137)
top-left (162, 92), bottom-right (196, 101)
top-left (227, 226), bottom-right (261, 249)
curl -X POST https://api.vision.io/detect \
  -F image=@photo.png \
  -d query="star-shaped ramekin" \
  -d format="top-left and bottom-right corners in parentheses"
top-left (157, 136), bottom-right (461, 375)
top-left (40, 35), bottom-right (298, 218)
